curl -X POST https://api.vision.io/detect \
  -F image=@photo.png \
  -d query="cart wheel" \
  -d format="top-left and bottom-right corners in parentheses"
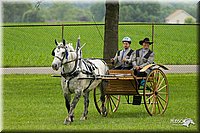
top-left (94, 87), bottom-right (120, 115)
top-left (143, 68), bottom-right (169, 116)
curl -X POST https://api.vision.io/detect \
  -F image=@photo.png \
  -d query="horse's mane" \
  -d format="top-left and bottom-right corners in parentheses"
top-left (57, 42), bottom-right (75, 52)
top-left (67, 43), bottom-right (75, 52)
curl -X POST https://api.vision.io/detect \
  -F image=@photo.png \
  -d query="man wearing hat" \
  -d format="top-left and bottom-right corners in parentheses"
top-left (131, 37), bottom-right (154, 76)
top-left (111, 37), bottom-right (134, 70)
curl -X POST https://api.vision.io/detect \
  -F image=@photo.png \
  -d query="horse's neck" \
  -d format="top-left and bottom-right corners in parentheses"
top-left (62, 52), bottom-right (77, 73)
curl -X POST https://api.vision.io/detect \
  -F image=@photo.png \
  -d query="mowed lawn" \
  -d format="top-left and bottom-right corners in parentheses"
top-left (3, 74), bottom-right (198, 132)
top-left (3, 23), bottom-right (197, 67)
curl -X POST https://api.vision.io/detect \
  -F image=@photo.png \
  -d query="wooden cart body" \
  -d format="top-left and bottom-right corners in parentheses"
top-left (94, 64), bottom-right (169, 116)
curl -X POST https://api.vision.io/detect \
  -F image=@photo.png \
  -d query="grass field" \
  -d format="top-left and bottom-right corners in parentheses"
top-left (3, 23), bottom-right (198, 67)
top-left (3, 74), bottom-right (198, 131)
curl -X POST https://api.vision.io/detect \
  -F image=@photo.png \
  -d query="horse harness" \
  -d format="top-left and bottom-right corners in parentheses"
top-left (52, 46), bottom-right (103, 93)
top-left (60, 52), bottom-right (100, 93)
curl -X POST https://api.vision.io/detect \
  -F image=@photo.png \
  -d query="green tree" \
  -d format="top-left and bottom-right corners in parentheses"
top-left (184, 17), bottom-right (195, 24)
top-left (119, 2), bottom-right (161, 22)
top-left (90, 3), bottom-right (105, 21)
top-left (3, 2), bottom-right (32, 22)
top-left (22, 9), bottom-right (44, 22)
top-left (40, 3), bottom-right (92, 22)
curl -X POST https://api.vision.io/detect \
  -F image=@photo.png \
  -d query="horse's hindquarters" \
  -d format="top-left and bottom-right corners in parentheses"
top-left (88, 59), bottom-right (109, 75)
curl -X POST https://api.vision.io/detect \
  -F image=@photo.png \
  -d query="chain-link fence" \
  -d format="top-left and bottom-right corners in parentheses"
top-left (2, 23), bottom-right (198, 69)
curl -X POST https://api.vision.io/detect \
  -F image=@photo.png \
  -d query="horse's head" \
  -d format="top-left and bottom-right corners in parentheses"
top-left (51, 39), bottom-right (75, 71)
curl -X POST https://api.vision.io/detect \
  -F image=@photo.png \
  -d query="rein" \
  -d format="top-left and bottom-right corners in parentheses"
top-left (62, 58), bottom-right (79, 65)
top-left (54, 49), bottom-right (79, 65)
top-left (60, 50), bottom-right (80, 77)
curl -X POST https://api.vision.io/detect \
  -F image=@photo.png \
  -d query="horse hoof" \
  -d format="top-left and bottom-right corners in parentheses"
top-left (101, 111), bottom-right (107, 117)
top-left (63, 119), bottom-right (71, 125)
top-left (101, 107), bottom-right (107, 117)
top-left (80, 116), bottom-right (87, 121)
top-left (70, 116), bottom-right (74, 122)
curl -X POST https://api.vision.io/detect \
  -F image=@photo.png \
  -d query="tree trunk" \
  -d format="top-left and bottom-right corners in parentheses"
top-left (104, 1), bottom-right (119, 59)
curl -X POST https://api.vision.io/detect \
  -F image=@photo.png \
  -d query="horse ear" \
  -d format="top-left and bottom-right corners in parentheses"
top-left (55, 39), bottom-right (58, 45)
top-left (63, 39), bottom-right (66, 46)
top-left (51, 48), bottom-right (55, 56)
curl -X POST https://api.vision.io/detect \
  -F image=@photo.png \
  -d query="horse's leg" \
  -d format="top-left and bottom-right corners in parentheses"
top-left (61, 77), bottom-right (74, 124)
top-left (64, 93), bottom-right (71, 113)
top-left (64, 89), bottom-right (82, 125)
top-left (80, 91), bottom-right (90, 120)
top-left (100, 81), bottom-right (107, 116)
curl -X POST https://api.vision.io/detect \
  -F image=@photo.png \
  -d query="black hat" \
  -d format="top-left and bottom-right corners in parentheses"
top-left (139, 38), bottom-right (153, 45)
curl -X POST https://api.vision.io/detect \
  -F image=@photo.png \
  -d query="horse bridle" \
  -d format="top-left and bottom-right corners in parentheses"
top-left (53, 47), bottom-right (78, 65)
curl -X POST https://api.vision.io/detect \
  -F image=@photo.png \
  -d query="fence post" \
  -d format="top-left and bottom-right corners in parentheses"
top-left (61, 24), bottom-right (64, 40)
top-left (151, 23), bottom-right (154, 51)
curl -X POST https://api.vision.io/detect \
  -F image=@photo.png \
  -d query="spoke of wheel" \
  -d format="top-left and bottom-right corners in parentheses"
top-left (149, 79), bottom-right (155, 88)
top-left (158, 94), bottom-right (167, 103)
top-left (146, 84), bottom-right (153, 91)
top-left (111, 95), bottom-right (119, 101)
top-left (154, 96), bottom-right (157, 114)
top-left (158, 92), bottom-right (168, 95)
top-left (148, 95), bottom-right (154, 109)
top-left (110, 96), bottom-right (117, 108)
top-left (151, 96), bottom-right (155, 114)
top-left (157, 71), bottom-right (160, 82)
top-left (157, 78), bottom-right (165, 91)
top-left (158, 85), bottom-right (167, 92)
top-left (146, 94), bottom-right (154, 102)
top-left (154, 71), bottom-right (159, 84)
top-left (157, 96), bottom-right (164, 110)
top-left (106, 97), bottom-right (109, 112)
top-left (109, 98), bottom-right (113, 112)
top-left (156, 97), bottom-right (161, 114)
top-left (97, 98), bottom-right (101, 103)
top-left (156, 72), bottom-right (161, 86)
top-left (152, 71), bottom-right (156, 85)
top-left (155, 71), bottom-right (159, 83)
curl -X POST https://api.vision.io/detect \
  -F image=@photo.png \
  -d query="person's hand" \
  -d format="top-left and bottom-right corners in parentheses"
top-left (111, 58), bottom-right (114, 63)
top-left (135, 66), bottom-right (141, 70)
top-left (122, 58), bottom-right (127, 62)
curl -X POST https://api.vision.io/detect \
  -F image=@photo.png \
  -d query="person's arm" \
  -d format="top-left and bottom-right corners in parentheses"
top-left (111, 51), bottom-right (119, 64)
top-left (131, 51), bottom-right (137, 68)
top-left (123, 52), bottom-right (133, 64)
top-left (139, 52), bottom-right (154, 68)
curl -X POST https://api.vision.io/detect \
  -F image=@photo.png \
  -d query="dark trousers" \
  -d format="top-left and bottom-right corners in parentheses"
top-left (134, 69), bottom-right (147, 77)
top-left (134, 69), bottom-right (147, 88)
top-left (113, 66), bottom-right (133, 70)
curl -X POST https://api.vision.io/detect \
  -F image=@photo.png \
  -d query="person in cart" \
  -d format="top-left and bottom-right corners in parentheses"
top-left (111, 37), bottom-right (134, 70)
top-left (131, 37), bottom-right (154, 77)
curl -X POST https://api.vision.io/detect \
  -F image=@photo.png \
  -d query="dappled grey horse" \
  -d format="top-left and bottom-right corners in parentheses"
top-left (51, 38), bottom-right (108, 124)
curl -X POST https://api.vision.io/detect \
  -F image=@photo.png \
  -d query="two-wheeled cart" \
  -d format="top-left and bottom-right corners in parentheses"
top-left (94, 64), bottom-right (169, 116)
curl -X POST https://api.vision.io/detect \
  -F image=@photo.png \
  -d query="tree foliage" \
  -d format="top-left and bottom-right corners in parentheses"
top-left (2, 1), bottom-right (197, 23)
top-left (120, 2), bottom-right (161, 22)
top-left (3, 2), bottom-right (32, 22)
top-left (184, 17), bottom-right (195, 24)
top-left (90, 3), bottom-right (105, 21)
